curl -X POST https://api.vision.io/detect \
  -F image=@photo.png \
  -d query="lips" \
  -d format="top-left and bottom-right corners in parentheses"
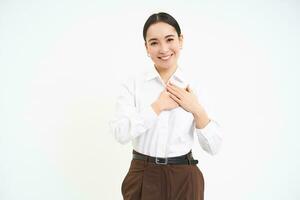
top-left (158, 53), bottom-right (173, 61)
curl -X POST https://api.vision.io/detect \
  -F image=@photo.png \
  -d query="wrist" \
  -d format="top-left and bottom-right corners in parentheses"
top-left (151, 101), bottom-right (162, 115)
top-left (192, 106), bottom-right (210, 129)
top-left (192, 105), bottom-right (204, 117)
top-left (194, 114), bottom-right (210, 129)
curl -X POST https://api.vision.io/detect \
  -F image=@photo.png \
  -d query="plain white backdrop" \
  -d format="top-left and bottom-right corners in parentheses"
top-left (1, 0), bottom-right (299, 199)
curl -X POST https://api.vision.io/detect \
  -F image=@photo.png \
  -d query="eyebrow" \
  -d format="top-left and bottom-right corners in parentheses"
top-left (147, 34), bottom-right (176, 43)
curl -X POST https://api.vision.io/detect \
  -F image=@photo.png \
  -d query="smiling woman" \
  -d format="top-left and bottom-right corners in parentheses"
top-left (143, 13), bottom-right (182, 84)
top-left (110, 12), bottom-right (223, 200)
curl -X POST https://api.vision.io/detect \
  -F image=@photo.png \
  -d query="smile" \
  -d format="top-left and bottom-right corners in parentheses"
top-left (158, 53), bottom-right (173, 61)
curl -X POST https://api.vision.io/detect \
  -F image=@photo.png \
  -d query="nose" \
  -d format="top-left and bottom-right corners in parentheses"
top-left (159, 43), bottom-right (169, 53)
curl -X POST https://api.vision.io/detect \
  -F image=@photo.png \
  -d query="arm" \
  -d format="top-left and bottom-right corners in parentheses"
top-left (195, 119), bottom-right (223, 155)
top-left (166, 82), bottom-right (223, 155)
top-left (193, 87), bottom-right (223, 155)
top-left (109, 78), bottom-right (158, 144)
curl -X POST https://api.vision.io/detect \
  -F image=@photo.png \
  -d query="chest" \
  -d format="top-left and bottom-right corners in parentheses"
top-left (135, 79), bottom-right (194, 122)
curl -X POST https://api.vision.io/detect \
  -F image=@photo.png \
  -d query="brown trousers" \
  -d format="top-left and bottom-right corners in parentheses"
top-left (121, 156), bottom-right (205, 200)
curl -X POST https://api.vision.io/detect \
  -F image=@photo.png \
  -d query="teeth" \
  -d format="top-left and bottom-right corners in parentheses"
top-left (160, 55), bottom-right (171, 60)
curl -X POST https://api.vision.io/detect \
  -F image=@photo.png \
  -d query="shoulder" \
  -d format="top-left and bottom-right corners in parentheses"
top-left (119, 69), bottom-right (149, 91)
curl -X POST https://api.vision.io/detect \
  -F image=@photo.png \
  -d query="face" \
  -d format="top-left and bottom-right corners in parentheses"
top-left (145, 22), bottom-right (183, 71)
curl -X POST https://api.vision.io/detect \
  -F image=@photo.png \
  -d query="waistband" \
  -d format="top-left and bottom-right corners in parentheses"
top-left (132, 150), bottom-right (198, 165)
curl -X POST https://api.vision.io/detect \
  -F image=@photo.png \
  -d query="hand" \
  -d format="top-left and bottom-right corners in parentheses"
top-left (166, 82), bottom-right (203, 114)
top-left (166, 82), bottom-right (211, 128)
top-left (152, 89), bottom-right (179, 114)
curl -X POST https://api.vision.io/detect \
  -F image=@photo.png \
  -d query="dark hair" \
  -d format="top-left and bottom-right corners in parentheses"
top-left (143, 12), bottom-right (181, 42)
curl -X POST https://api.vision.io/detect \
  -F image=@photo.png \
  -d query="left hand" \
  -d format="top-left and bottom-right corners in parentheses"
top-left (166, 82), bottom-right (203, 114)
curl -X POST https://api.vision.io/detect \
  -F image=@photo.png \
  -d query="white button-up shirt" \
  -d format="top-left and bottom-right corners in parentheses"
top-left (110, 66), bottom-right (222, 157)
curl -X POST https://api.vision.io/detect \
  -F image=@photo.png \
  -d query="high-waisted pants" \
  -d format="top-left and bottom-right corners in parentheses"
top-left (121, 154), bottom-right (205, 200)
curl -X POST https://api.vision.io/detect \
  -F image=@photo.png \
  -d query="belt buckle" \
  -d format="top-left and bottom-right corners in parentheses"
top-left (155, 157), bottom-right (168, 165)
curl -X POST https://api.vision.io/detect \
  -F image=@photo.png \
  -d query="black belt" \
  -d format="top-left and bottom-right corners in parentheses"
top-left (132, 150), bottom-right (198, 165)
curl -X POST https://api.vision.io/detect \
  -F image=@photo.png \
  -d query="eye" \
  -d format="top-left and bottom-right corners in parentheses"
top-left (150, 42), bottom-right (158, 46)
top-left (167, 38), bottom-right (174, 42)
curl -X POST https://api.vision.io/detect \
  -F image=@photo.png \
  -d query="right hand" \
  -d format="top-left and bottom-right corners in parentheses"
top-left (151, 90), bottom-right (179, 114)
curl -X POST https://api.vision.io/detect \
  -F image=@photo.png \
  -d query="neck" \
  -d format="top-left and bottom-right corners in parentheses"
top-left (155, 65), bottom-right (178, 84)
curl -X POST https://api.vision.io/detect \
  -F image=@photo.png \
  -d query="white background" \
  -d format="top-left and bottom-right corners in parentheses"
top-left (1, 0), bottom-right (299, 199)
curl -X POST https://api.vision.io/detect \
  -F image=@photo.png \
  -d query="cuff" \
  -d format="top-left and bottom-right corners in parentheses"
top-left (195, 119), bottom-right (223, 155)
top-left (196, 119), bottom-right (221, 141)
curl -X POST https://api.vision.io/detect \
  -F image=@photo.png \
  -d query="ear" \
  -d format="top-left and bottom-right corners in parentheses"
top-left (179, 34), bottom-right (184, 49)
top-left (145, 41), bottom-right (149, 54)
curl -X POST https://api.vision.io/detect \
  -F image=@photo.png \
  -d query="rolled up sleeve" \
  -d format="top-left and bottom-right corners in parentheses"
top-left (193, 83), bottom-right (223, 155)
top-left (196, 119), bottom-right (223, 155)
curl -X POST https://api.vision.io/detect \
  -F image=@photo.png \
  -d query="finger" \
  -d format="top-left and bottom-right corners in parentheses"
top-left (186, 85), bottom-right (193, 93)
top-left (169, 92), bottom-right (181, 104)
top-left (166, 86), bottom-right (183, 99)
top-left (168, 82), bottom-right (183, 91)
top-left (167, 83), bottom-right (185, 94)
top-left (185, 85), bottom-right (189, 92)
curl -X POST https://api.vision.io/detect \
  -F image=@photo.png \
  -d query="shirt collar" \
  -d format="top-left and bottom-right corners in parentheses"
top-left (145, 65), bottom-right (187, 83)
top-left (145, 65), bottom-right (161, 81)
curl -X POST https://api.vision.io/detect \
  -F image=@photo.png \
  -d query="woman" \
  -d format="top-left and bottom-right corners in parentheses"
top-left (110, 12), bottom-right (223, 200)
